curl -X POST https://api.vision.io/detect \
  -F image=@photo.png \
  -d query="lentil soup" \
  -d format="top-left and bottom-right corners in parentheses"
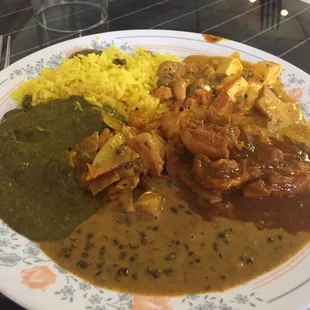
top-left (39, 178), bottom-right (310, 295)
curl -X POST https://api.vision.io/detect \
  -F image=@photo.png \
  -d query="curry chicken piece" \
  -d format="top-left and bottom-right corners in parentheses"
top-left (192, 146), bottom-right (310, 202)
top-left (244, 174), bottom-right (310, 198)
top-left (159, 109), bottom-right (185, 141)
top-left (179, 116), bottom-right (229, 160)
top-left (178, 165), bottom-right (222, 204)
top-left (193, 155), bottom-right (261, 192)
top-left (179, 114), bottom-right (241, 160)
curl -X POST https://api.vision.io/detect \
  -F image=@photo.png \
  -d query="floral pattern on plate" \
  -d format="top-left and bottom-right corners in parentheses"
top-left (0, 220), bottom-right (266, 309)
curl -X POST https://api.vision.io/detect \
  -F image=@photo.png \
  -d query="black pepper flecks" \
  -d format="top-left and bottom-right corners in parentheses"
top-left (117, 267), bottom-right (129, 277)
top-left (81, 251), bottom-right (89, 258)
top-left (85, 241), bottom-right (93, 252)
top-left (96, 262), bottom-right (105, 269)
top-left (213, 243), bottom-right (219, 252)
top-left (129, 255), bottom-right (137, 262)
top-left (171, 239), bottom-right (180, 245)
top-left (120, 252), bottom-right (128, 260)
top-left (140, 232), bottom-right (147, 245)
top-left (170, 207), bottom-right (178, 214)
top-left (218, 232), bottom-right (228, 239)
top-left (165, 252), bottom-right (177, 261)
top-left (61, 248), bottom-right (72, 259)
top-left (77, 260), bottom-right (89, 269)
top-left (152, 269), bottom-right (162, 278)
top-left (246, 257), bottom-right (255, 264)
top-left (99, 247), bottom-right (105, 257)
top-left (95, 270), bottom-right (102, 277)
top-left (164, 268), bottom-right (173, 276)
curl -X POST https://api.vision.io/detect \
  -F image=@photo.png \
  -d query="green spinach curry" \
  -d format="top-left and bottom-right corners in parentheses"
top-left (0, 98), bottom-right (107, 240)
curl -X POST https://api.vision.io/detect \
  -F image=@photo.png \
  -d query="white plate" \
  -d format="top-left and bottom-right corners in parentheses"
top-left (1, 30), bottom-right (310, 310)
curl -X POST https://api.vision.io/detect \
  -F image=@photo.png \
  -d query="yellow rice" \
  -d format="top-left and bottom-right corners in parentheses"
top-left (12, 46), bottom-right (179, 116)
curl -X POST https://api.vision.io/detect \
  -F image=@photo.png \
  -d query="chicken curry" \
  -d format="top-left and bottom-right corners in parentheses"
top-left (1, 52), bottom-right (310, 295)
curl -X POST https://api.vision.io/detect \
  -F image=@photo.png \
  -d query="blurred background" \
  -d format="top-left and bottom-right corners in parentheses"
top-left (0, 0), bottom-right (310, 71)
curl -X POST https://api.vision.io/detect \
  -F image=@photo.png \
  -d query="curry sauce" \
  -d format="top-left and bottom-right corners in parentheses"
top-left (40, 178), bottom-right (310, 295)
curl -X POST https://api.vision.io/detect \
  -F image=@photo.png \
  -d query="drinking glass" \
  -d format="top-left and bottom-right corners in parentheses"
top-left (31, 0), bottom-right (108, 33)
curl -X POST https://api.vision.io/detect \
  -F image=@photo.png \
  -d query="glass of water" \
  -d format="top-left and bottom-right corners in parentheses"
top-left (31, 0), bottom-right (108, 33)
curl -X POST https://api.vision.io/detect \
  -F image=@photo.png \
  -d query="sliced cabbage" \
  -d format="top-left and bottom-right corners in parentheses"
top-left (93, 133), bottom-right (126, 165)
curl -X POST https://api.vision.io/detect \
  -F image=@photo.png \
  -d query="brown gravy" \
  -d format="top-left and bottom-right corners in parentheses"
top-left (180, 183), bottom-right (310, 235)
top-left (39, 178), bottom-right (310, 295)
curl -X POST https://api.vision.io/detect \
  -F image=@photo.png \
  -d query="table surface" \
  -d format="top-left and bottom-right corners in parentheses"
top-left (1, 0), bottom-right (310, 309)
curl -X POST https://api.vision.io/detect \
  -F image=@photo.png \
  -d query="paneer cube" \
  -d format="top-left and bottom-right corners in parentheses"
top-left (243, 79), bottom-right (263, 110)
top-left (254, 61), bottom-right (282, 85)
top-left (222, 76), bottom-right (249, 102)
top-left (216, 57), bottom-right (243, 76)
